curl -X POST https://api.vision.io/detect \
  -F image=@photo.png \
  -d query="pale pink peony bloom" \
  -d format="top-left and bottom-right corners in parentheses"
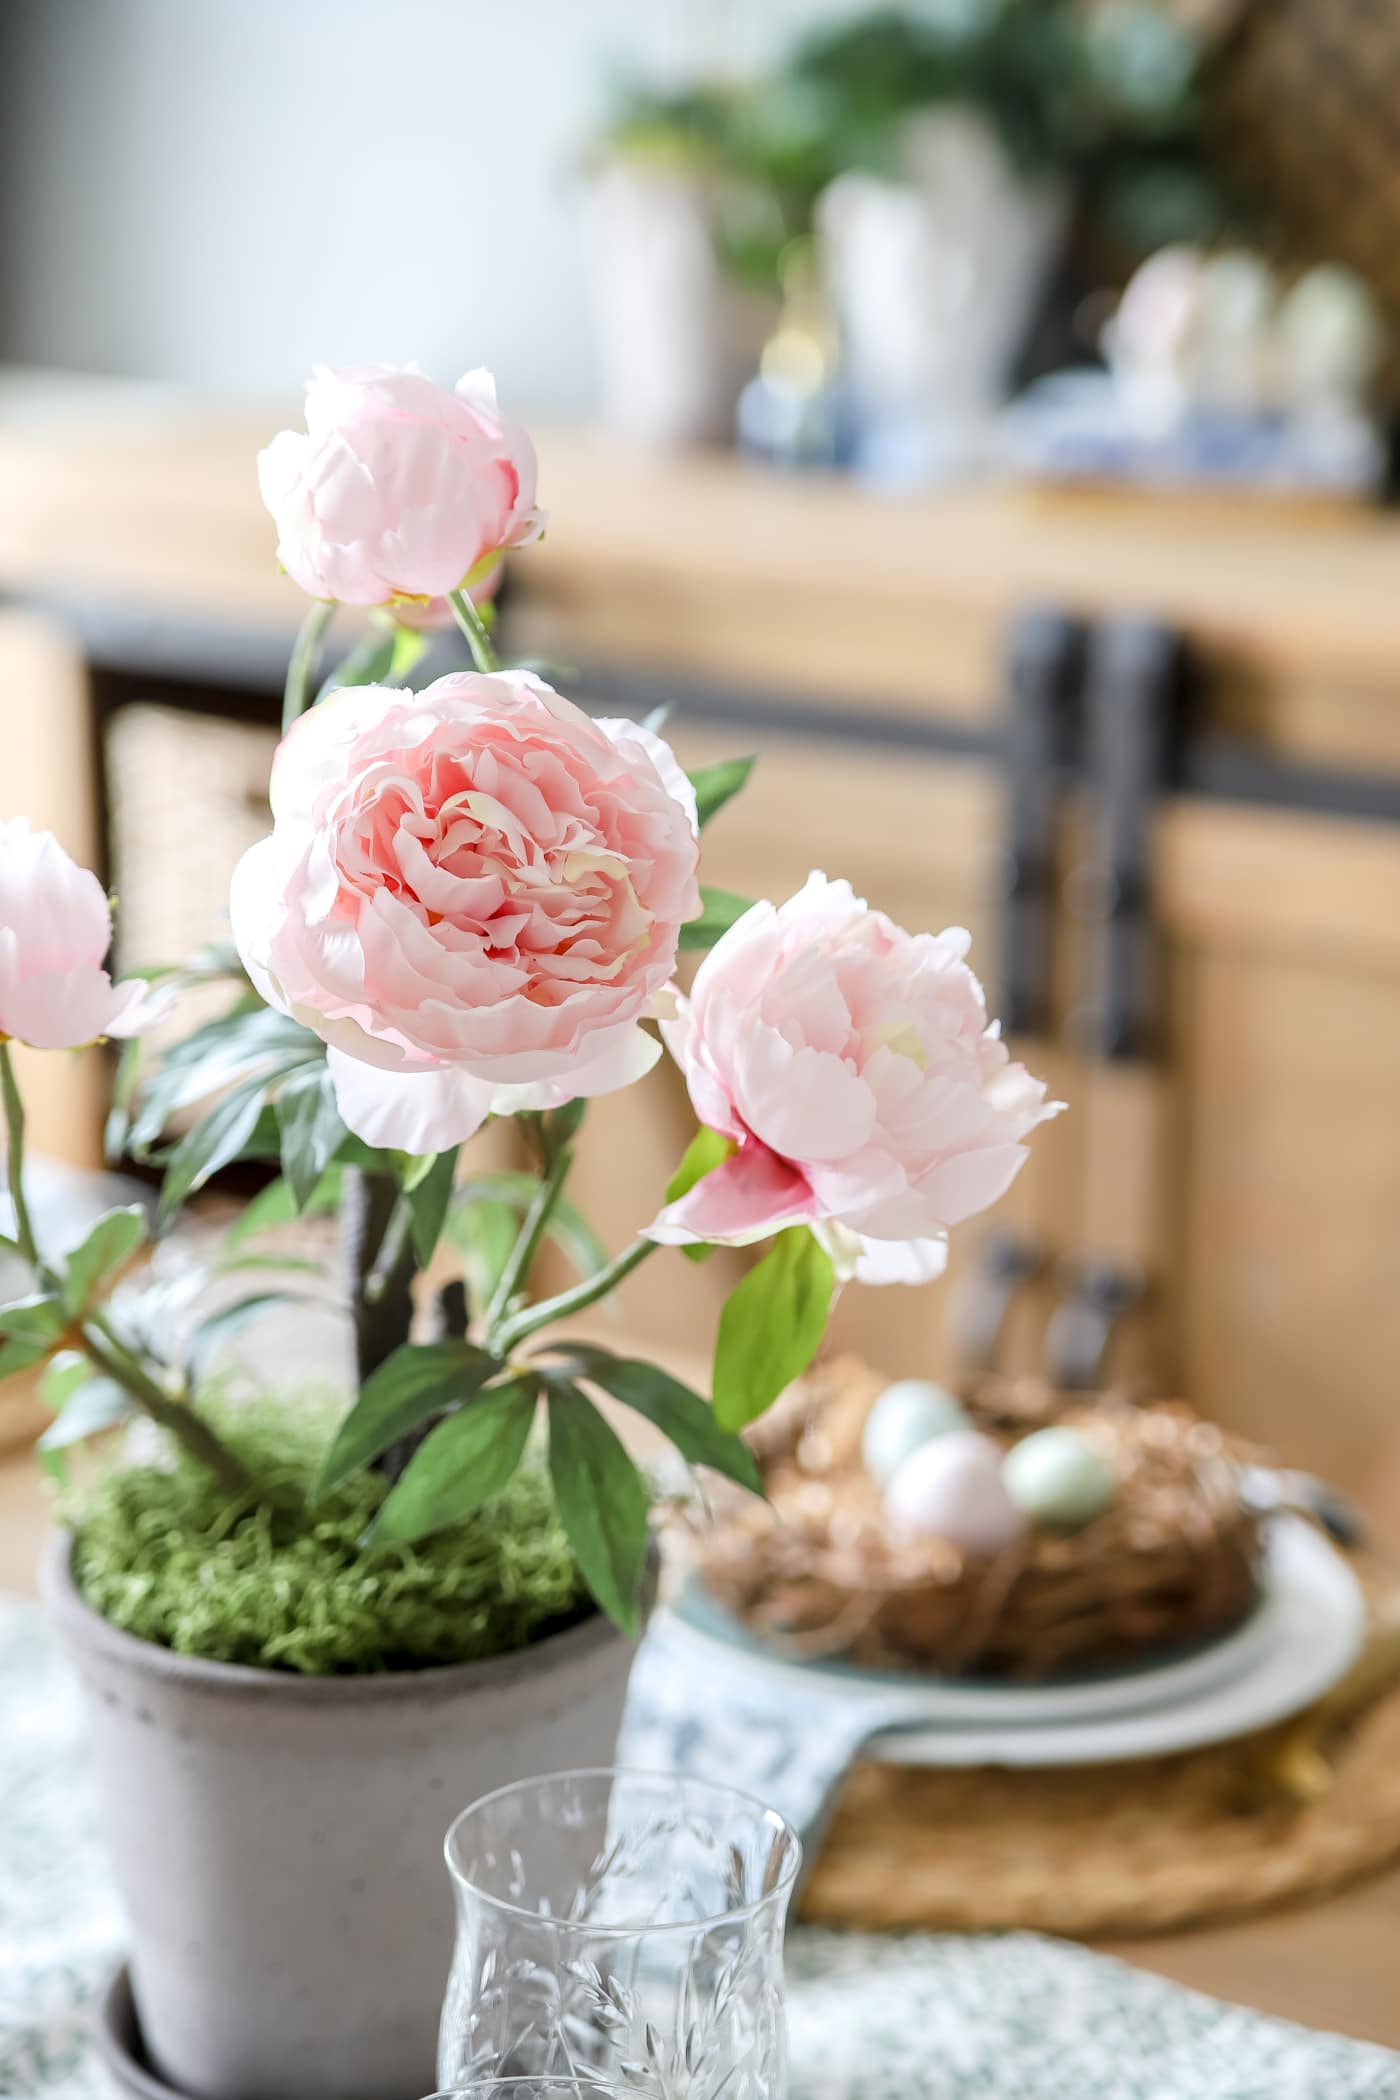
top-left (646, 872), bottom-right (1061, 1283)
top-left (0, 820), bottom-right (158, 1049)
top-left (388, 556), bottom-right (503, 632)
top-left (231, 672), bottom-right (700, 1152)
top-left (258, 365), bottom-right (542, 607)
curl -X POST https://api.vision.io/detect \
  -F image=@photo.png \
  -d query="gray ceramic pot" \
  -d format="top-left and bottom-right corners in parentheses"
top-left (43, 1536), bottom-right (634, 2100)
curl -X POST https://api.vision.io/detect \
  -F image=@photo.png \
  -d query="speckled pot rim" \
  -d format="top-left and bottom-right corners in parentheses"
top-left (40, 1530), bottom-right (623, 1706)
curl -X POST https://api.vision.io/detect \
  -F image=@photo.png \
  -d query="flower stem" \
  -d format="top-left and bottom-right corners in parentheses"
top-left (339, 1167), bottom-right (416, 1387)
top-left (2, 1035), bottom-right (252, 1491)
top-left (364, 1194), bottom-right (413, 1306)
top-left (485, 1146), bottom-right (574, 1345)
top-left (447, 587), bottom-right (502, 675)
top-left (282, 600), bottom-right (336, 733)
top-left (82, 1314), bottom-right (252, 1494)
top-left (0, 1043), bottom-right (40, 1270)
top-left (495, 1235), bottom-right (657, 1359)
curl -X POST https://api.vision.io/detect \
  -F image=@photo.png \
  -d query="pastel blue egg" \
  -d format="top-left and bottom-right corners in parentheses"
top-left (862, 1380), bottom-right (970, 1485)
top-left (1002, 1427), bottom-right (1117, 1530)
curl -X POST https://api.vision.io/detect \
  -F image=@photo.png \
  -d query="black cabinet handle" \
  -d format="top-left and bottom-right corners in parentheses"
top-left (996, 608), bottom-right (1085, 1038)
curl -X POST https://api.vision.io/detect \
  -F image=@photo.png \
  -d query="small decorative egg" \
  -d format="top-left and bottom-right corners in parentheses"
top-left (861, 1379), bottom-right (970, 1485)
top-left (1002, 1427), bottom-right (1116, 1531)
top-left (883, 1432), bottom-right (1027, 1556)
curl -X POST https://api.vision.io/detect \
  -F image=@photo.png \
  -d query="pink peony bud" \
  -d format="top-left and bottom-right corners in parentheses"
top-left (0, 820), bottom-right (159, 1049)
top-left (257, 365), bottom-right (542, 608)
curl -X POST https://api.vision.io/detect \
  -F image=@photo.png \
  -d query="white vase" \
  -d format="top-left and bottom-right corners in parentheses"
top-left (819, 107), bottom-right (1069, 474)
top-left (583, 159), bottom-right (775, 450)
top-left (43, 1536), bottom-right (634, 2100)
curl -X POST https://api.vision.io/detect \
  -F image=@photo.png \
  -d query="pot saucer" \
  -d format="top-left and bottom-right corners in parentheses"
top-left (94, 1965), bottom-right (189, 2100)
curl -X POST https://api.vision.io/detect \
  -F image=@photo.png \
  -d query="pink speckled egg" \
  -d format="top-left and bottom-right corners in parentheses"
top-left (883, 1431), bottom-right (1027, 1555)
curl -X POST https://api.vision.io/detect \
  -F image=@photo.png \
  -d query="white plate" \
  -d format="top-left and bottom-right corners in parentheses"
top-left (665, 1516), bottom-right (1365, 1768)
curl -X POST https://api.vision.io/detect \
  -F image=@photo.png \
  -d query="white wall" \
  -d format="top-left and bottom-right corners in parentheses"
top-left (0, 0), bottom-right (852, 414)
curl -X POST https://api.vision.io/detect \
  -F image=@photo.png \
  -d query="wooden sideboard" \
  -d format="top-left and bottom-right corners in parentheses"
top-left (3, 399), bottom-right (1399, 1514)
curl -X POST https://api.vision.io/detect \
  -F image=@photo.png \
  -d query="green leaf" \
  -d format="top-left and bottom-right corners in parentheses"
top-left (449, 1172), bottom-right (609, 1285)
top-left (641, 703), bottom-right (673, 734)
top-left (0, 1336), bottom-right (48, 1382)
top-left (547, 1385), bottom-right (652, 1634)
top-left (314, 1338), bottom-right (502, 1501)
top-left (663, 1126), bottom-right (735, 1267)
top-left (449, 1197), bottom-right (519, 1306)
top-left (396, 1151), bottom-right (437, 1194)
top-left (40, 1351), bottom-right (92, 1412)
top-left (61, 1206), bottom-right (147, 1319)
top-left (129, 1006), bottom-right (316, 1154)
top-left (664, 1125), bottom-right (735, 1206)
top-left (37, 1373), bottom-right (133, 1453)
top-left (369, 1375), bottom-right (539, 1544)
top-left (313, 621), bottom-right (428, 703)
top-left (184, 1291), bottom-right (308, 1379)
top-left (315, 627), bottom-right (397, 703)
top-left (159, 1061), bottom-right (307, 1218)
top-left (0, 1294), bottom-right (68, 1345)
top-left (222, 1167), bottom-right (342, 1249)
top-left (678, 886), bottom-right (757, 952)
top-left (688, 754), bottom-right (755, 829)
top-left (712, 1226), bottom-right (834, 1431)
top-left (406, 1147), bottom-right (459, 1266)
top-left (541, 1344), bottom-right (760, 1494)
top-left (277, 1065), bottom-right (346, 1211)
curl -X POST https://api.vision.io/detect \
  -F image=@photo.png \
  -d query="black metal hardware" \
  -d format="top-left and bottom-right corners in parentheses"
top-left (1043, 1254), bottom-right (1146, 1391)
top-left (951, 1227), bottom-right (1048, 1375)
top-left (1071, 617), bottom-right (1184, 1063)
top-left (996, 608), bottom-right (1085, 1038)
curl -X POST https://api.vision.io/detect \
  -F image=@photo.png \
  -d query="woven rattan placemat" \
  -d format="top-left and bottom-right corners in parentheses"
top-left (801, 1586), bottom-right (1400, 1938)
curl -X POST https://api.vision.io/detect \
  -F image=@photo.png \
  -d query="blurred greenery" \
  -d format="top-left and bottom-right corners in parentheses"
top-left (593, 0), bottom-right (1229, 294)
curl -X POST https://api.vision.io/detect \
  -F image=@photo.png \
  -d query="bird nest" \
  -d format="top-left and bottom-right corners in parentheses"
top-left (697, 1359), bottom-right (1264, 1680)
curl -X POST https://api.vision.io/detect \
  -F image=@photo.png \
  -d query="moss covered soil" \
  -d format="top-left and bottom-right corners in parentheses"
top-left (65, 1396), bottom-right (590, 1676)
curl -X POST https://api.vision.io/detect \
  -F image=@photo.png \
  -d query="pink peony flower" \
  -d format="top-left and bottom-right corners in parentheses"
top-left (230, 672), bottom-right (701, 1152)
top-left (389, 556), bottom-right (503, 632)
top-left (0, 820), bottom-right (158, 1049)
top-left (646, 872), bottom-right (1061, 1283)
top-left (257, 365), bottom-right (542, 607)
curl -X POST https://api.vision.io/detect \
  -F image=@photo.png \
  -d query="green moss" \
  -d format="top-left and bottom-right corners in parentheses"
top-left (64, 1393), bottom-right (590, 1675)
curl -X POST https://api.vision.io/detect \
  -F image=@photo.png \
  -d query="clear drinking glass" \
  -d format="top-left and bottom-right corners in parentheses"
top-left (425, 2083), bottom-right (652, 2100)
top-left (438, 1770), bottom-right (801, 2100)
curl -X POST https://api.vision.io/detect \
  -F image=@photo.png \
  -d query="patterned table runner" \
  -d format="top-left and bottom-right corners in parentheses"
top-left (2, 1598), bottom-right (1397, 2100)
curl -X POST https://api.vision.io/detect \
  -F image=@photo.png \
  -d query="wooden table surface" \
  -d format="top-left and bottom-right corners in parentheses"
top-left (4, 1448), bottom-right (1400, 2054)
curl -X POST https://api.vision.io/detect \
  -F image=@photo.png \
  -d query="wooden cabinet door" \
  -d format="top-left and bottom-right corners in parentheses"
top-left (1151, 799), bottom-right (1400, 1519)
top-left (561, 718), bottom-right (1079, 1380)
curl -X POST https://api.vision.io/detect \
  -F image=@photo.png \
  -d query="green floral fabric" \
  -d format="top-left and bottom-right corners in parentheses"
top-left (2, 1597), bottom-right (1397, 2100)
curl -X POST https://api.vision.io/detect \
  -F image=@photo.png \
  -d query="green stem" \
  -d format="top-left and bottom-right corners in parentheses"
top-left (447, 587), bottom-right (502, 675)
top-left (485, 1146), bottom-right (574, 1344)
top-left (364, 1195), bottom-right (413, 1306)
top-left (495, 1235), bottom-right (656, 1359)
top-left (282, 600), bottom-right (335, 733)
top-left (82, 1314), bottom-right (252, 1494)
top-left (0, 1043), bottom-right (39, 1270)
top-left (2, 1042), bottom-right (251, 1491)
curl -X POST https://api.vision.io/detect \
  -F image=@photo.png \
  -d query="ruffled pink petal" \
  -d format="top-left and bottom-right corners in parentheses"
top-left (0, 967), bottom-right (130, 1050)
top-left (326, 1049), bottom-right (493, 1151)
top-left (849, 1233), bottom-right (949, 1286)
top-left (595, 718), bottom-right (698, 837)
top-left (645, 1142), bottom-right (818, 1249)
top-left (489, 1022), bottom-right (661, 1113)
